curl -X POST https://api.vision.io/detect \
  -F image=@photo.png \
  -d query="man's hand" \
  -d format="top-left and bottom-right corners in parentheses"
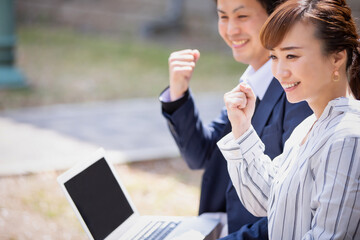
top-left (224, 83), bottom-right (256, 139)
top-left (168, 49), bottom-right (200, 101)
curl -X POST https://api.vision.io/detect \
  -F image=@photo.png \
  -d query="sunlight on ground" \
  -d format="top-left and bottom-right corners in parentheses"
top-left (0, 158), bottom-right (203, 239)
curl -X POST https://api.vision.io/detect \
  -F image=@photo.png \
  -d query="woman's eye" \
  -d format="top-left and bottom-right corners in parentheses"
top-left (219, 15), bottom-right (228, 20)
top-left (286, 54), bottom-right (298, 59)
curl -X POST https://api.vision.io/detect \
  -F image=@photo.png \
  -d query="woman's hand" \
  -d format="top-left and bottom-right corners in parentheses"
top-left (224, 83), bottom-right (256, 139)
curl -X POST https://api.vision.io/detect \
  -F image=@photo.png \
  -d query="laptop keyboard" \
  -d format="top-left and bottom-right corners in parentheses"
top-left (132, 220), bottom-right (180, 240)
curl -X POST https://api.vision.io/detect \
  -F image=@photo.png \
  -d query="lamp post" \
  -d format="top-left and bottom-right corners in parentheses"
top-left (0, 0), bottom-right (26, 88)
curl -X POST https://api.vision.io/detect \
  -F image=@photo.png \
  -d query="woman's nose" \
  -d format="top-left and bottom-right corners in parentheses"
top-left (272, 63), bottom-right (291, 81)
top-left (275, 62), bottom-right (291, 79)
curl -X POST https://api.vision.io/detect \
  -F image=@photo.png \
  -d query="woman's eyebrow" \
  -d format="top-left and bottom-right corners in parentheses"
top-left (280, 46), bottom-right (303, 51)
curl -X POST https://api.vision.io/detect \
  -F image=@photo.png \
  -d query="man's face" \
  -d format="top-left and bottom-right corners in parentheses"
top-left (217, 0), bottom-right (269, 70)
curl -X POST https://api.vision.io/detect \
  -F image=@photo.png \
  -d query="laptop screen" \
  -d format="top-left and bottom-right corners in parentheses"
top-left (64, 157), bottom-right (134, 240)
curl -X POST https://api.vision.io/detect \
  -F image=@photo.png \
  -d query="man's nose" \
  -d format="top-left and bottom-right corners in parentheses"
top-left (227, 19), bottom-right (241, 36)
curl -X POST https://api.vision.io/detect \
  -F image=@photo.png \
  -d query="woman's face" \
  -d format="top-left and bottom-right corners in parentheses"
top-left (269, 22), bottom-right (336, 106)
top-left (217, 0), bottom-right (269, 70)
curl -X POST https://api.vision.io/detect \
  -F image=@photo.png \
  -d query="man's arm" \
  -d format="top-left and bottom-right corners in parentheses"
top-left (161, 49), bottom-right (230, 170)
top-left (161, 88), bottom-right (229, 169)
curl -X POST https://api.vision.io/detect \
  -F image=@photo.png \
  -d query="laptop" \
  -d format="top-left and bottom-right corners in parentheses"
top-left (57, 148), bottom-right (220, 240)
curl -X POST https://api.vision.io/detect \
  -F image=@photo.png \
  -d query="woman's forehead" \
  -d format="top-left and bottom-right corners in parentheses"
top-left (274, 22), bottom-right (316, 50)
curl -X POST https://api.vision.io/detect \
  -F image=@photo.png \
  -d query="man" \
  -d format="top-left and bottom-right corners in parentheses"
top-left (159, 0), bottom-right (312, 239)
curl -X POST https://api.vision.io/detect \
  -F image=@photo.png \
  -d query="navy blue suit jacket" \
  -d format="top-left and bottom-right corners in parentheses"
top-left (161, 78), bottom-right (312, 239)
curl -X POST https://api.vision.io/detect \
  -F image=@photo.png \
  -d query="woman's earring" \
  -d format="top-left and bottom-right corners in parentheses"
top-left (333, 70), bottom-right (340, 82)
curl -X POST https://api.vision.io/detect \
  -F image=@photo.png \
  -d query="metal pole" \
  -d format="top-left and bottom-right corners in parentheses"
top-left (0, 0), bottom-right (26, 88)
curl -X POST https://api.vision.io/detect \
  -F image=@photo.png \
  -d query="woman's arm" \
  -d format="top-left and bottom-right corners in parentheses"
top-left (217, 126), bottom-right (280, 217)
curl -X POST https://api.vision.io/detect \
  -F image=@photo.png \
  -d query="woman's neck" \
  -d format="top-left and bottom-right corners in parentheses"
top-left (309, 83), bottom-right (353, 119)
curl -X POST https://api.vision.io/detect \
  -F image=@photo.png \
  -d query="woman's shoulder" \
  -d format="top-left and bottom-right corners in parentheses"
top-left (325, 98), bottom-right (360, 140)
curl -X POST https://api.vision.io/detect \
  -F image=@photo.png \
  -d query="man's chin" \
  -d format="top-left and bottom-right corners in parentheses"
top-left (232, 53), bottom-right (249, 64)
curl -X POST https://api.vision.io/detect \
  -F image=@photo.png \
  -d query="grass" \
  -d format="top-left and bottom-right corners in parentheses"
top-left (0, 158), bottom-right (204, 239)
top-left (0, 24), bottom-right (246, 110)
top-left (0, 25), bottom-right (247, 238)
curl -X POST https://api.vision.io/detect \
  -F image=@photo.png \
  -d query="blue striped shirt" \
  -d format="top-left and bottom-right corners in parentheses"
top-left (217, 97), bottom-right (360, 239)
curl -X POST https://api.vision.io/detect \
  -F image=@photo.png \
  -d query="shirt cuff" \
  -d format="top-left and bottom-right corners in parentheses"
top-left (159, 87), bottom-right (189, 114)
top-left (217, 126), bottom-right (264, 163)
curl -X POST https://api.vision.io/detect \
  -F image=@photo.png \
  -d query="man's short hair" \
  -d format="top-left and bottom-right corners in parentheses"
top-left (214, 0), bottom-right (285, 15)
top-left (259, 0), bottom-right (285, 15)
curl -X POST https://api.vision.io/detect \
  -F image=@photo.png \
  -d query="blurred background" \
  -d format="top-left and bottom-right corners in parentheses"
top-left (5, 0), bottom-right (244, 109)
top-left (0, 0), bottom-right (359, 239)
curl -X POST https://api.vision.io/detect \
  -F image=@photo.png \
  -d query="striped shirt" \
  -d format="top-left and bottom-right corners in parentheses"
top-left (217, 97), bottom-right (360, 239)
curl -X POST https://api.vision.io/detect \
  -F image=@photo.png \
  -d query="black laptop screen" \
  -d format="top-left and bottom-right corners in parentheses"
top-left (64, 158), bottom-right (134, 240)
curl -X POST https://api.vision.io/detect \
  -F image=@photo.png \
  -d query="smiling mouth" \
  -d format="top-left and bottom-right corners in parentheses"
top-left (282, 82), bottom-right (300, 89)
top-left (232, 40), bottom-right (248, 47)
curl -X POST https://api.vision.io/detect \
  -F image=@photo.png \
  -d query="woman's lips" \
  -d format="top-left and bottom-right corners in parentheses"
top-left (282, 81), bottom-right (300, 91)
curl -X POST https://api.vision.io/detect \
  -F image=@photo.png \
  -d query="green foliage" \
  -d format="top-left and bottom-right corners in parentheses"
top-left (0, 25), bottom-right (245, 110)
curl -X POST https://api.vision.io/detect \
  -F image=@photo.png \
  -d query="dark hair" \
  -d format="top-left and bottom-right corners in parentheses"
top-left (260, 0), bottom-right (360, 99)
top-left (214, 0), bottom-right (283, 15)
top-left (260, 0), bottom-right (286, 15)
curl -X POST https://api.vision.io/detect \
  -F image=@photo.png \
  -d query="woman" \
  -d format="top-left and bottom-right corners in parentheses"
top-left (217, 0), bottom-right (360, 239)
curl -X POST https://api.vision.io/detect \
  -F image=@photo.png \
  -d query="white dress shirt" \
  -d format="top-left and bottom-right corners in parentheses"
top-left (240, 59), bottom-right (273, 100)
top-left (217, 97), bottom-right (360, 239)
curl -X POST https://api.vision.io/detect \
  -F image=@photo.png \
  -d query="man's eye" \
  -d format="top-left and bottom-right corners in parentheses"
top-left (238, 15), bottom-right (248, 19)
top-left (269, 55), bottom-right (277, 60)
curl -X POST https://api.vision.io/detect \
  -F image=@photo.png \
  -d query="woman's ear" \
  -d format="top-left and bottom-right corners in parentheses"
top-left (331, 49), bottom-right (347, 69)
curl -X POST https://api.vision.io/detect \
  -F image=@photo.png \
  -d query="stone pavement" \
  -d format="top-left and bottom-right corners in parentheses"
top-left (0, 93), bottom-right (224, 176)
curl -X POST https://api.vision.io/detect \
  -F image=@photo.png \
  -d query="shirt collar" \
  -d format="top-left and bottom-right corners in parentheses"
top-left (240, 60), bottom-right (273, 100)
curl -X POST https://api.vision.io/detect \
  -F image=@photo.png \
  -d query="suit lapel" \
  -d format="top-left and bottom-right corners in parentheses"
top-left (252, 78), bottom-right (284, 136)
